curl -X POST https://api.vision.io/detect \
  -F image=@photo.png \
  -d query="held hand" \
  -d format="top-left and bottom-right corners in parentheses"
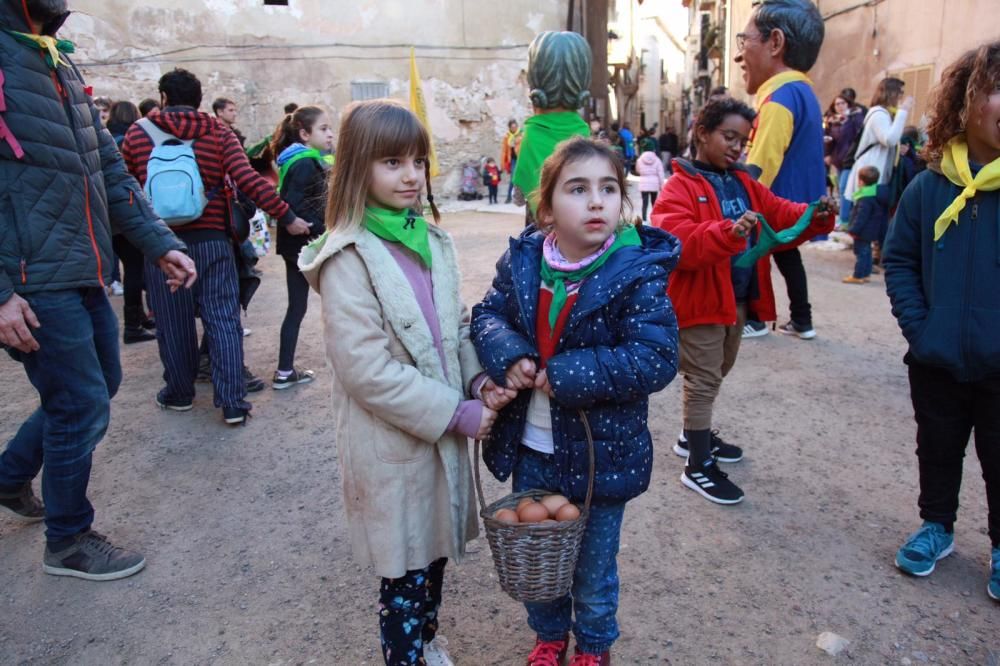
top-left (816, 194), bottom-right (840, 216)
top-left (504, 357), bottom-right (537, 390)
top-left (730, 210), bottom-right (757, 239)
top-left (156, 250), bottom-right (197, 292)
top-left (900, 96), bottom-right (915, 113)
top-left (481, 377), bottom-right (518, 411)
top-left (534, 368), bottom-right (553, 397)
top-left (287, 218), bottom-right (312, 236)
top-left (0, 294), bottom-right (40, 353)
top-left (477, 407), bottom-right (498, 440)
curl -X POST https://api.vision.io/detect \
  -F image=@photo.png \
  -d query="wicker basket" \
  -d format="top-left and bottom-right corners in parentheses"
top-left (474, 410), bottom-right (595, 602)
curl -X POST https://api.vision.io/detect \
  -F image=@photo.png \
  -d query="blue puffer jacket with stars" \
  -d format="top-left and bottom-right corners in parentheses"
top-left (471, 225), bottom-right (680, 504)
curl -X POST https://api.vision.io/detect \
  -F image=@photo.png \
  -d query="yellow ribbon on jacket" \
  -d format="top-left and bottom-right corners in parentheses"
top-left (934, 136), bottom-right (1000, 240)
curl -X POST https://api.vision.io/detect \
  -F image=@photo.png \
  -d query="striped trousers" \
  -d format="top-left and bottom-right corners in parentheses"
top-left (145, 239), bottom-right (248, 410)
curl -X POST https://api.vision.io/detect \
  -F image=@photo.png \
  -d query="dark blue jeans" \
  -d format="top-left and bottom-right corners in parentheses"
top-left (853, 239), bottom-right (873, 278)
top-left (0, 288), bottom-right (121, 543)
top-left (512, 448), bottom-right (626, 655)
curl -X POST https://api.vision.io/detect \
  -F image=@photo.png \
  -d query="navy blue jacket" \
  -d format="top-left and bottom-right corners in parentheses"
top-left (883, 166), bottom-right (1000, 382)
top-left (471, 225), bottom-right (680, 504)
top-left (848, 184), bottom-right (891, 242)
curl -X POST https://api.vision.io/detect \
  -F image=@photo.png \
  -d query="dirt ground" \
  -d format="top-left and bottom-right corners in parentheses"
top-left (1, 207), bottom-right (997, 666)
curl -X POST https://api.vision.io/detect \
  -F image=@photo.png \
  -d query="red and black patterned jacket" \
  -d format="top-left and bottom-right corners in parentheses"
top-left (122, 107), bottom-right (295, 236)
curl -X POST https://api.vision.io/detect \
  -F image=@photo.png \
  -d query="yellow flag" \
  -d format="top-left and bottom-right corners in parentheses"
top-left (409, 47), bottom-right (439, 177)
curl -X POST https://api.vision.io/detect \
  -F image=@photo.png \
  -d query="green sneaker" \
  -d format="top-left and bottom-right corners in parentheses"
top-left (895, 521), bottom-right (954, 576)
top-left (43, 530), bottom-right (146, 581)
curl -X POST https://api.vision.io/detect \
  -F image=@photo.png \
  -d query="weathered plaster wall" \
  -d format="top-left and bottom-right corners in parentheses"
top-left (63, 0), bottom-right (565, 194)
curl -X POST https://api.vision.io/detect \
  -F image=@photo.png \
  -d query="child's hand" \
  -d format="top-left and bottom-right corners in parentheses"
top-left (505, 358), bottom-right (537, 390)
top-left (481, 378), bottom-right (518, 411)
top-left (534, 368), bottom-right (554, 397)
top-left (731, 210), bottom-right (757, 239)
top-left (477, 407), bottom-right (498, 440)
top-left (816, 195), bottom-right (840, 216)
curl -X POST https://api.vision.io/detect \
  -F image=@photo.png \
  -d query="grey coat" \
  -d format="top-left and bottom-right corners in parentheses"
top-left (0, 5), bottom-right (182, 305)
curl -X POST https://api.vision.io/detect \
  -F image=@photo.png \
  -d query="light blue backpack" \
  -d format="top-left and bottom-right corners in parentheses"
top-left (137, 118), bottom-right (208, 225)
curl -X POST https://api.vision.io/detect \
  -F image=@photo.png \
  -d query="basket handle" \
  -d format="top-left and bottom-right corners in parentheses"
top-left (474, 409), bottom-right (596, 514)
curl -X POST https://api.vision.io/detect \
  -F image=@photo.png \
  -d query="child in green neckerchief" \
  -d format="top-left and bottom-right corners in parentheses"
top-left (843, 165), bottom-right (890, 284)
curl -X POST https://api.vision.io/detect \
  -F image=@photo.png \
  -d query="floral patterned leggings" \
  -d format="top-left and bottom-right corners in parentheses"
top-left (378, 557), bottom-right (447, 665)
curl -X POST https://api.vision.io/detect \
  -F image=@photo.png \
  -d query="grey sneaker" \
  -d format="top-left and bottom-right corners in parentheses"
top-left (43, 530), bottom-right (146, 581)
top-left (0, 483), bottom-right (44, 523)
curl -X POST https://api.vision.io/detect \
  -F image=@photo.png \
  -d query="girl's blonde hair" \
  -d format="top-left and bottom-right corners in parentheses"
top-left (325, 99), bottom-right (440, 233)
top-left (534, 137), bottom-right (633, 234)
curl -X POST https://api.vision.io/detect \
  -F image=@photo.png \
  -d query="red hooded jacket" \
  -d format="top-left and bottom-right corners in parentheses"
top-left (651, 159), bottom-right (834, 328)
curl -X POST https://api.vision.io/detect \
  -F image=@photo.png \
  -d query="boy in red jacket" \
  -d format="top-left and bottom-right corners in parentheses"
top-left (651, 98), bottom-right (835, 504)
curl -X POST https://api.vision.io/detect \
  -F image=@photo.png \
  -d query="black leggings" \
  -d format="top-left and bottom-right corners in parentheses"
top-left (278, 254), bottom-right (310, 371)
top-left (112, 234), bottom-right (147, 328)
top-left (379, 557), bottom-right (447, 665)
top-left (641, 191), bottom-right (657, 221)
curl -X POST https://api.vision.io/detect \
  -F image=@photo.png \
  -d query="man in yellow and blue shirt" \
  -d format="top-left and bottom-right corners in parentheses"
top-left (736, 0), bottom-right (826, 340)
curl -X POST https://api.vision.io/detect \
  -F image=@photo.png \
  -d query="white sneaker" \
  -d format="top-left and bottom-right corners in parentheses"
top-left (424, 635), bottom-right (455, 666)
top-left (242, 327), bottom-right (252, 337)
top-left (109, 281), bottom-right (124, 296)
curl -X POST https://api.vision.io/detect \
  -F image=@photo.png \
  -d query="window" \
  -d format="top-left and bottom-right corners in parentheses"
top-left (351, 81), bottom-right (389, 101)
top-left (890, 65), bottom-right (934, 123)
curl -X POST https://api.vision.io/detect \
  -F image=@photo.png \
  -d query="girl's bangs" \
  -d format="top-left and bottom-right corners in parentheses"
top-left (369, 106), bottom-right (430, 160)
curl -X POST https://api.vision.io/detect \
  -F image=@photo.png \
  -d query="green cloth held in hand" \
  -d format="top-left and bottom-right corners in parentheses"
top-left (364, 206), bottom-right (432, 268)
top-left (734, 202), bottom-right (819, 269)
top-left (512, 111), bottom-right (591, 213)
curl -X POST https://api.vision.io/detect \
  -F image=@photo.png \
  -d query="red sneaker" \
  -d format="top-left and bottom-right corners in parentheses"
top-left (526, 636), bottom-right (569, 666)
top-left (569, 647), bottom-right (611, 666)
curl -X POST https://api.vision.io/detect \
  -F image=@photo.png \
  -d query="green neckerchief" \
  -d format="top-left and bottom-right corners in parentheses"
top-left (277, 147), bottom-right (325, 192)
top-left (512, 111), bottom-right (591, 213)
top-left (734, 202), bottom-right (819, 269)
top-left (852, 183), bottom-right (878, 202)
top-left (539, 224), bottom-right (641, 329)
top-left (364, 206), bottom-right (432, 268)
top-left (5, 30), bottom-right (74, 70)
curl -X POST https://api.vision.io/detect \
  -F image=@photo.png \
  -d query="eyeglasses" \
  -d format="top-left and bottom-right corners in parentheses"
top-left (735, 32), bottom-right (759, 53)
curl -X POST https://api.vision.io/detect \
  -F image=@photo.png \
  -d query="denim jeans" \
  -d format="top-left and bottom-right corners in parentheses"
top-left (512, 448), bottom-right (626, 655)
top-left (853, 239), bottom-right (873, 278)
top-left (0, 288), bottom-right (121, 543)
top-left (838, 169), bottom-right (853, 226)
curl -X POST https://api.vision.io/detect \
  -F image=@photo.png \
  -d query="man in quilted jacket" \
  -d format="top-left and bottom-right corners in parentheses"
top-left (0, 0), bottom-right (196, 581)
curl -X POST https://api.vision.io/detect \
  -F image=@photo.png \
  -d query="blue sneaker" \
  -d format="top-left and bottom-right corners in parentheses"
top-left (895, 522), bottom-right (954, 576)
top-left (989, 547), bottom-right (1000, 601)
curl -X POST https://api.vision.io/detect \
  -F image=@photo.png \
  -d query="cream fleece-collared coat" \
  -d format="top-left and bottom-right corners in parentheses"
top-left (299, 224), bottom-right (482, 578)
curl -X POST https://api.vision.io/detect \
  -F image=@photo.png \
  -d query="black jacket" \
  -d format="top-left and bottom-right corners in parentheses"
top-left (0, 4), bottom-right (182, 305)
top-left (276, 156), bottom-right (328, 258)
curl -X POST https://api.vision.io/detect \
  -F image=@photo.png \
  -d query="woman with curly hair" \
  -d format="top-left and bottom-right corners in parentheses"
top-left (882, 39), bottom-right (1000, 602)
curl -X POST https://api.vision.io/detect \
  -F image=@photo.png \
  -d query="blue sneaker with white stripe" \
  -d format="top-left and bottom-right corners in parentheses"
top-left (989, 547), bottom-right (1000, 601)
top-left (895, 522), bottom-right (954, 576)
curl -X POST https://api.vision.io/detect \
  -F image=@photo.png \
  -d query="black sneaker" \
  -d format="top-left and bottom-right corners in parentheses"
top-left (272, 367), bottom-right (316, 390)
top-left (223, 405), bottom-right (251, 426)
top-left (155, 389), bottom-right (193, 412)
top-left (123, 326), bottom-right (156, 345)
top-left (778, 321), bottom-right (817, 340)
top-left (0, 482), bottom-right (45, 523)
top-left (244, 366), bottom-right (265, 393)
top-left (681, 460), bottom-right (744, 504)
top-left (43, 530), bottom-right (146, 581)
top-left (196, 354), bottom-right (212, 383)
top-left (741, 320), bottom-right (768, 339)
top-left (673, 430), bottom-right (744, 463)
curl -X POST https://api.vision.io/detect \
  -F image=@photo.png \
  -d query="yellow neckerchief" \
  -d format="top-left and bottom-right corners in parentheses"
top-left (753, 70), bottom-right (812, 109)
top-left (5, 30), bottom-right (74, 69)
top-left (934, 135), bottom-right (1000, 240)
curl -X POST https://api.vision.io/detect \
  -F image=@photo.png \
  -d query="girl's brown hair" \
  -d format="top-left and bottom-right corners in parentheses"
top-left (270, 105), bottom-right (326, 158)
top-left (325, 99), bottom-right (440, 233)
top-left (870, 77), bottom-right (905, 109)
top-left (534, 136), bottom-right (633, 233)
top-left (923, 40), bottom-right (1000, 161)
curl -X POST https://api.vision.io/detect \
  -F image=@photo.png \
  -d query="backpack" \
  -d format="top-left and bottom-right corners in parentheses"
top-left (137, 118), bottom-right (208, 226)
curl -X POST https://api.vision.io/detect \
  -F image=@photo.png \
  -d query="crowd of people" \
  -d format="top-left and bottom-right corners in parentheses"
top-left (1, 0), bottom-right (999, 665)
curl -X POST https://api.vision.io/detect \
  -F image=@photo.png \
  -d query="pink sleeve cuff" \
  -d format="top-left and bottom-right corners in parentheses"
top-left (447, 399), bottom-right (484, 439)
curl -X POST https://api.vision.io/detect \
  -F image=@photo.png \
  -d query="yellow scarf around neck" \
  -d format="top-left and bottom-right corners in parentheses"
top-left (934, 136), bottom-right (1000, 241)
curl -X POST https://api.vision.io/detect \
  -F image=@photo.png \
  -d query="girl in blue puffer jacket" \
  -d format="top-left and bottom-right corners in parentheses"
top-left (471, 137), bottom-right (680, 665)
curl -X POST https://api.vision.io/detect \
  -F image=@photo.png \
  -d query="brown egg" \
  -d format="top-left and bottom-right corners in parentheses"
top-left (516, 497), bottom-right (535, 511)
top-left (540, 494), bottom-right (569, 517)
top-left (494, 508), bottom-right (519, 524)
top-left (517, 502), bottom-right (549, 524)
top-left (555, 503), bottom-right (581, 522)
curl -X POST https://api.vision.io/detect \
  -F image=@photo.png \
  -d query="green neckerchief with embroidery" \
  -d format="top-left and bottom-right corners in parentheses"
top-left (734, 202), bottom-right (821, 269)
top-left (5, 30), bottom-right (74, 70)
top-left (364, 206), bottom-right (432, 268)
